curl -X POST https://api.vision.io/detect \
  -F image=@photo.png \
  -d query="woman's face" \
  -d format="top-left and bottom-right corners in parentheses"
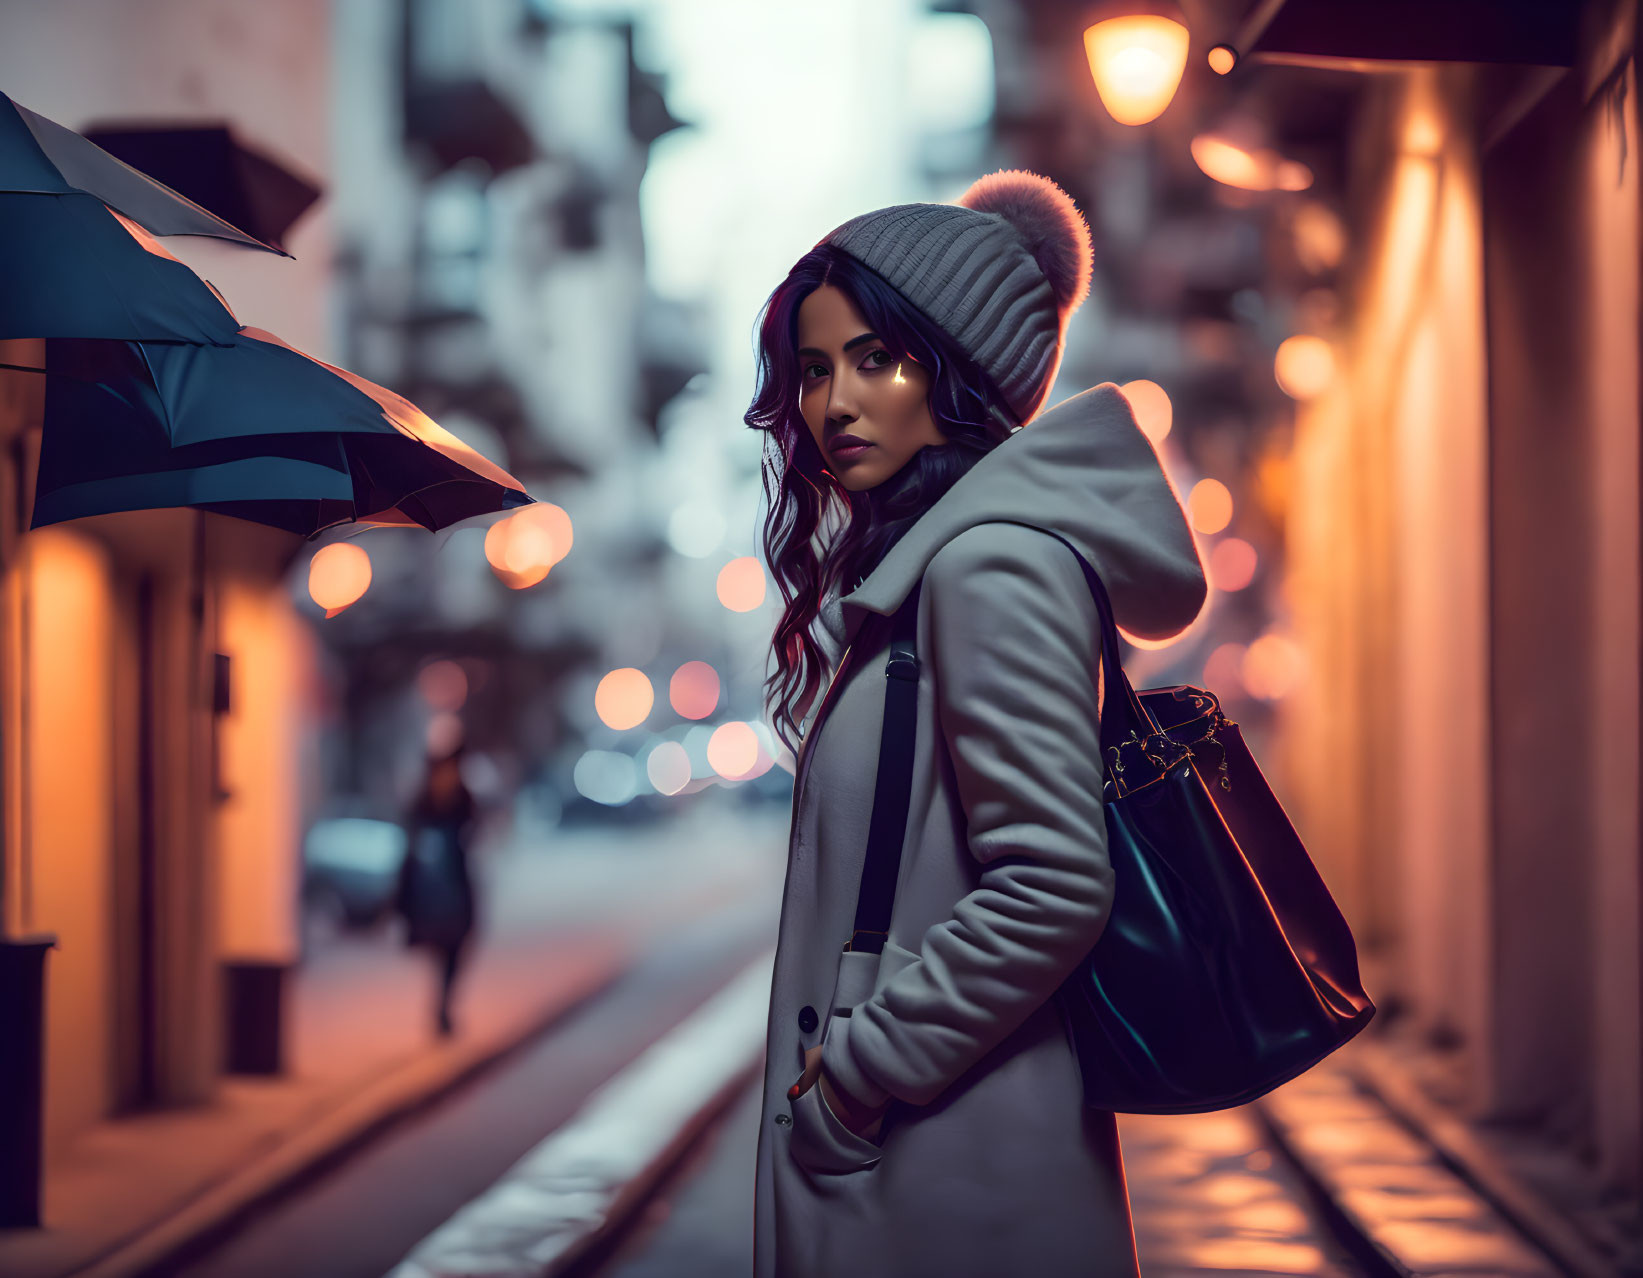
top-left (795, 284), bottom-right (944, 492)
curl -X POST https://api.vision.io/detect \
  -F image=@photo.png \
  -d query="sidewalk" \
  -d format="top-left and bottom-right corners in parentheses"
top-left (392, 980), bottom-right (1567, 1278)
top-left (0, 799), bottom-right (788, 1278)
top-left (1255, 1038), bottom-right (1603, 1278)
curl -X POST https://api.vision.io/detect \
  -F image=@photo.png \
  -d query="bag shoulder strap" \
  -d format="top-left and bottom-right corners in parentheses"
top-left (846, 583), bottom-right (921, 955)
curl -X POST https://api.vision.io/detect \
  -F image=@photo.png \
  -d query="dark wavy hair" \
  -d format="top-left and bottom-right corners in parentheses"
top-left (746, 243), bottom-right (1015, 758)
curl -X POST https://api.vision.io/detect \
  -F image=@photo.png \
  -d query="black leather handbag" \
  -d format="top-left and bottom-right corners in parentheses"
top-left (847, 526), bottom-right (1375, 1114)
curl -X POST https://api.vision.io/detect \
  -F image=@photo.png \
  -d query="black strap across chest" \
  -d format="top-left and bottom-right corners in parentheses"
top-left (845, 583), bottom-right (922, 956)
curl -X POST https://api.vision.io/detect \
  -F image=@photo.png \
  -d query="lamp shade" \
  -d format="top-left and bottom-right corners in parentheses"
top-left (1083, 4), bottom-right (1191, 126)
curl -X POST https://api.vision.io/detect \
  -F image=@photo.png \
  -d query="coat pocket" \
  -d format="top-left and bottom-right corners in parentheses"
top-left (872, 939), bottom-right (920, 996)
top-left (788, 1078), bottom-right (882, 1175)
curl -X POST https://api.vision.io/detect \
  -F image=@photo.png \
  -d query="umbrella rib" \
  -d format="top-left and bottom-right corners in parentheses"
top-left (131, 342), bottom-right (181, 442)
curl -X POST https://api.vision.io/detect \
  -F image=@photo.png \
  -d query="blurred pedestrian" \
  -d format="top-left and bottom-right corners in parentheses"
top-left (396, 732), bottom-right (478, 1038)
top-left (745, 170), bottom-right (1206, 1277)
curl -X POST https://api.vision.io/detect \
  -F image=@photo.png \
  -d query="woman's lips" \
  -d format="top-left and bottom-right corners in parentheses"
top-left (829, 440), bottom-right (874, 463)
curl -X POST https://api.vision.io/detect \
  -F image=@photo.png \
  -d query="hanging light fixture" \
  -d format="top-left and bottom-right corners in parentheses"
top-left (1082, 1), bottom-right (1191, 126)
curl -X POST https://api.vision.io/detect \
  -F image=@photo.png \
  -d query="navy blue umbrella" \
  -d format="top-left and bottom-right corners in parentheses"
top-left (0, 92), bottom-right (267, 342)
top-left (31, 331), bottom-right (533, 537)
top-left (4, 95), bottom-right (531, 537)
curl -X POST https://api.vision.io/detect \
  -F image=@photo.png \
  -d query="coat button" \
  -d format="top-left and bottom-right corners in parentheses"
top-left (797, 1005), bottom-right (818, 1033)
top-left (775, 1114), bottom-right (791, 1127)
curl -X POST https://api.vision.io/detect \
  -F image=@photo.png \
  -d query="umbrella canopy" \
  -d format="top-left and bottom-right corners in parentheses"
top-left (31, 332), bottom-right (533, 537)
top-left (2, 92), bottom-right (285, 254)
top-left (0, 192), bottom-right (242, 342)
top-left (82, 123), bottom-right (322, 254)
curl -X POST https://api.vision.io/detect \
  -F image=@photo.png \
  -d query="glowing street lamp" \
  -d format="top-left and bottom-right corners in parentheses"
top-left (1083, 3), bottom-right (1190, 126)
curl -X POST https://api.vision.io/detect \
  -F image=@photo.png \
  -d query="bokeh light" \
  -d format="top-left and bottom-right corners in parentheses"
top-left (483, 518), bottom-right (513, 572)
top-left (1203, 642), bottom-right (1248, 698)
top-left (1206, 44), bottom-right (1236, 75)
top-left (1275, 335), bottom-right (1335, 399)
top-left (425, 711), bottom-right (464, 758)
top-left (485, 503), bottom-right (572, 589)
top-left (308, 542), bottom-right (372, 616)
top-left (1276, 161), bottom-right (1313, 191)
top-left (515, 502), bottom-right (574, 564)
top-left (717, 556), bottom-right (767, 612)
top-left (1208, 538), bottom-right (1258, 592)
top-left (645, 740), bottom-right (692, 795)
top-left (1191, 135), bottom-right (1310, 193)
top-left (1188, 478), bottom-right (1234, 535)
top-left (574, 750), bottom-right (638, 806)
top-left (503, 521), bottom-right (556, 573)
top-left (1293, 201), bottom-right (1347, 273)
top-left (595, 668), bottom-right (655, 730)
top-left (1190, 135), bottom-right (1270, 190)
top-left (417, 659), bottom-right (469, 711)
top-left (1242, 633), bottom-right (1305, 700)
top-left (500, 560), bottom-right (552, 590)
top-left (1119, 379), bottom-right (1172, 444)
top-left (707, 721), bottom-right (760, 778)
top-left (670, 661), bottom-right (721, 719)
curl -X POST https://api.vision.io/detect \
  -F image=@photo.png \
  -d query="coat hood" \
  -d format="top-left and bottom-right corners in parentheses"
top-left (817, 382), bottom-right (1207, 657)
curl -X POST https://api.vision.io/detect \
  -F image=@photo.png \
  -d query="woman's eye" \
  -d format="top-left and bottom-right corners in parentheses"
top-left (802, 362), bottom-right (827, 380)
top-left (862, 349), bottom-right (893, 371)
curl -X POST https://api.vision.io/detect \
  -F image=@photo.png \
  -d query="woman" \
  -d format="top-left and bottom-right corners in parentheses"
top-left (746, 170), bottom-right (1207, 1277)
top-left (396, 738), bottom-right (479, 1038)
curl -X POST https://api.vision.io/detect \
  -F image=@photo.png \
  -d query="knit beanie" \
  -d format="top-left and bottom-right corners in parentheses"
top-left (816, 169), bottom-right (1094, 429)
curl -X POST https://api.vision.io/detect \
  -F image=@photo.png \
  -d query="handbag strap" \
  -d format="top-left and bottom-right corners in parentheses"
top-left (846, 583), bottom-right (921, 955)
top-left (847, 526), bottom-right (1162, 956)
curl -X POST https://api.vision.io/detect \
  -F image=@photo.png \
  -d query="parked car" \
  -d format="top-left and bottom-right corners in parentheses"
top-left (302, 816), bottom-right (408, 934)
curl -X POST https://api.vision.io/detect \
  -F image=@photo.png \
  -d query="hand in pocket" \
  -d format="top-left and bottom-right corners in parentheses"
top-left (790, 1043), bottom-right (888, 1142)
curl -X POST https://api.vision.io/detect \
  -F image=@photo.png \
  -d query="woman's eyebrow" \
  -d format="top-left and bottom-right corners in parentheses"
top-left (796, 332), bottom-right (881, 359)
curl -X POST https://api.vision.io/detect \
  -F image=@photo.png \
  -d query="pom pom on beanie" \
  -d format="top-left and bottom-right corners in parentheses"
top-left (958, 168), bottom-right (1094, 320)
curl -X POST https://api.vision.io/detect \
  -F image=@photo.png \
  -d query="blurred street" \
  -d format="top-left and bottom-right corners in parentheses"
top-left (0, 2), bottom-right (1640, 1276)
top-left (382, 976), bottom-right (1568, 1278)
top-left (0, 801), bottom-right (786, 1278)
top-left (168, 843), bottom-right (778, 1278)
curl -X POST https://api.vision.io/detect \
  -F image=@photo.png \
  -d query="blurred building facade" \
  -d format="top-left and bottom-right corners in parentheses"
top-left (1278, 5), bottom-right (1643, 1255)
top-left (324, 0), bottom-right (706, 821)
top-left (0, 0), bottom-right (331, 1220)
top-left (1107, 0), bottom-right (1643, 1262)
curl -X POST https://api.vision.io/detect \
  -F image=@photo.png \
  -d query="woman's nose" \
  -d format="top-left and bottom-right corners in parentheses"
top-left (827, 381), bottom-right (859, 425)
